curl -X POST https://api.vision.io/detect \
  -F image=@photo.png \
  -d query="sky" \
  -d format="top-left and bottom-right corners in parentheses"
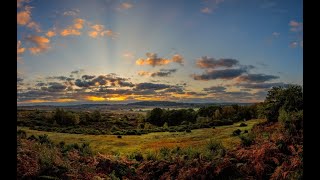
top-left (17, 0), bottom-right (303, 105)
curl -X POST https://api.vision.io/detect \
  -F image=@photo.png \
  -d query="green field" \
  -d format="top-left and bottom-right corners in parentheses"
top-left (19, 119), bottom-right (264, 156)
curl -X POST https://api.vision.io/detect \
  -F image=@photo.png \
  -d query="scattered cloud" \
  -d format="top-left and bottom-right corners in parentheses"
top-left (136, 53), bottom-right (171, 67)
top-left (88, 24), bottom-right (118, 39)
top-left (192, 68), bottom-right (247, 81)
top-left (236, 82), bottom-right (289, 89)
top-left (289, 41), bottom-right (298, 48)
top-left (138, 69), bottom-right (177, 77)
top-left (63, 9), bottom-right (80, 16)
top-left (119, 2), bottom-right (133, 10)
top-left (26, 35), bottom-right (50, 54)
top-left (135, 83), bottom-right (171, 90)
top-left (200, 0), bottom-right (225, 14)
top-left (196, 56), bottom-right (239, 69)
top-left (236, 74), bottom-right (279, 83)
top-left (46, 30), bottom-right (56, 37)
top-left (17, 6), bottom-right (32, 25)
top-left (272, 32), bottom-right (280, 37)
top-left (289, 20), bottom-right (303, 32)
top-left (136, 53), bottom-right (185, 67)
top-left (172, 54), bottom-right (184, 65)
top-left (60, 18), bottom-right (85, 36)
top-left (17, 0), bottom-right (30, 8)
top-left (17, 41), bottom-right (25, 55)
top-left (201, 7), bottom-right (212, 14)
top-left (203, 86), bottom-right (226, 93)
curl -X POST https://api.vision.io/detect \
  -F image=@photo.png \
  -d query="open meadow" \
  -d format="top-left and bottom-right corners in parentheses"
top-left (19, 119), bottom-right (264, 155)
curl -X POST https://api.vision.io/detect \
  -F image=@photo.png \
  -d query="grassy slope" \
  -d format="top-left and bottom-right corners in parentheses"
top-left (19, 119), bottom-right (264, 156)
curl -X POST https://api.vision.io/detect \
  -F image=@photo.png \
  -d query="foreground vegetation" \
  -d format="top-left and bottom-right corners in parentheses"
top-left (17, 84), bottom-right (303, 179)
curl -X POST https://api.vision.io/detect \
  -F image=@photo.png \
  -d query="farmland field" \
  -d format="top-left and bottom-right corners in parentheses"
top-left (19, 119), bottom-right (264, 156)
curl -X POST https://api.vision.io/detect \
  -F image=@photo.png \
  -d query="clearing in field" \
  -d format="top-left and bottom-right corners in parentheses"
top-left (19, 119), bottom-right (264, 156)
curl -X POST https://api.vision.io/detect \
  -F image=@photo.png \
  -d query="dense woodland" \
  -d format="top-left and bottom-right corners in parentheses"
top-left (17, 85), bottom-right (303, 179)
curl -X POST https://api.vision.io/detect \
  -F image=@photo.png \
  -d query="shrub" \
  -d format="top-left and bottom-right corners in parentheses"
top-left (127, 151), bottom-right (144, 162)
top-left (239, 123), bottom-right (247, 127)
top-left (27, 135), bottom-right (38, 141)
top-left (232, 129), bottom-right (241, 136)
top-left (146, 151), bottom-right (158, 161)
top-left (17, 130), bottom-right (27, 139)
top-left (239, 134), bottom-right (255, 147)
top-left (159, 147), bottom-right (171, 160)
top-left (244, 130), bottom-right (248, 133)
top-left (38, 134), bottom-right (53, 145)
top-left (206, 139), bottom-right (226, 157)
top-left (186, 129), bottom-right (192, 133)
top-left (117, 135), bottom-right (122, 138)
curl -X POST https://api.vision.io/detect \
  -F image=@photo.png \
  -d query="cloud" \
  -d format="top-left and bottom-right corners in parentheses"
top-left (26, 21), bottom-right (41, 32)
top-left (17, 6), bottom-right (32, 25)
top-left (75, 74), bottom-right (134, 88)
top-left (88, 24), bottom-right (118, 39)
top-left (63, 9), bottom-right (80, 16)
top-left (192, 68), bottom-right (247, 80)
top-left (135, 83), bottom-right (171, 90)
top-left (26, 35), bottom-right (50, 54)
top-left (82, 75), bottom-right (96, 80)
top-left (236, 74), bottom-right (279, 83)
top-left (45, 82), bottom-right (67, 92)
top-left (203, 86), bottom-right (226, 93)
top-left (123, 52), bottom-right (135, 59)
top-left (17, 5), bottom-right (42, 32)
top-left (272, 32), bottom-right (280, 37)
top-left (138, 69), bottom-right (177, 77)
top-left (200, 0), bottom-right (225, 14)
top-left (17, 0), bottom-right (30, 8)
top-left (201, 7), bottom-right (212, 14)
top-left (196, 56), bottom-right (239, 69)
top-left (119, 2), bottom-right (133, 10)
top-left (136, 53), bottom-right (171, 67)
top-left (289, 41), bottom-right (298, 48)
top-left (151, 69), bottom-right (177, 77)
top-left (17, 41), bottom-right (25, 55)
top-left (137, 71), bottom-right (151, 76)
top-left (46, 30), bottom-right (56, 37)
top-left (236, 82), bottom-right (288, 89)
top-left (172, 54), bottom-right (184, 65)
top-left (289, 20), bottom-right (303, 32)
top-left (60, 18), bottom-right (85, 36)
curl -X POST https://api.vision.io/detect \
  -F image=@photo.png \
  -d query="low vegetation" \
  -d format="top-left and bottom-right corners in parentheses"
top-left (17, 84), bottom-right (303, 179)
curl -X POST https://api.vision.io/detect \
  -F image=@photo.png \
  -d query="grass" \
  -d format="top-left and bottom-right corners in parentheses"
top-left (18, 119), bottom-right (264, 156)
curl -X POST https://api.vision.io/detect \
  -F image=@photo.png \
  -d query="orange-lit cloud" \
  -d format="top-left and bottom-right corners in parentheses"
top-left (172, 54), bottom-right (184, 65)
top-left (119, 2), bottom-right (133, 10)
top-left (289, 20), bottom-right (303, 32)
top-left (17, 6), bottom-right (31, 25)
top-left (60, 18), bottom-right (85, 36)
top-left (136, 53), bottom-right (171, 67)
top-left (17, 41), bottom-right (25, 55)
top-left (27, 35), bottom-right (50, 54)
top-left (46, 30), bottom-right (56, 37)
top-left (201, 7), bottom-right (212, 14)
top-left (26, 21), bottom-right (41, 32)
top-left (55, 98), bottom-right (77, 102)
top-left (88, 24), bottom-right (118, 39)
top-left (138, 71), bottom-right (151, 76)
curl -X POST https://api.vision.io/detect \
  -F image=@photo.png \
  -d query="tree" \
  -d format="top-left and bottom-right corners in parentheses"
top-left (264, 84), bottom-right (303, 122)
top-left (91, 110), bottom-right (102, 122)
top-left (146, 108), bottom-right (164, 126)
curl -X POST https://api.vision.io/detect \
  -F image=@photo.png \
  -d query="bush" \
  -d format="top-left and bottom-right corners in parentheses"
top-left (240, 134), bottom-right (254, 147)
top-left (117, 135), bottom-right (122, 138)
top-left (206, 139), bottom-right (225, 157)
top-left (127, 151), bottom-right (144, 162)
top-left (239, 123), bottom-right (247, 127)
top-left (159, 147), bottom-right (171, 160)
top-left (244, 130), bottom-right (248, 133)
top-left (232, 129), bottom-right (241, 136)
top-left (186, 129), bottom-right (192, 133)
top-left (146, 151), bottom-right (158, 161)
top-left (17, 130), bottom-right (27, 139)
